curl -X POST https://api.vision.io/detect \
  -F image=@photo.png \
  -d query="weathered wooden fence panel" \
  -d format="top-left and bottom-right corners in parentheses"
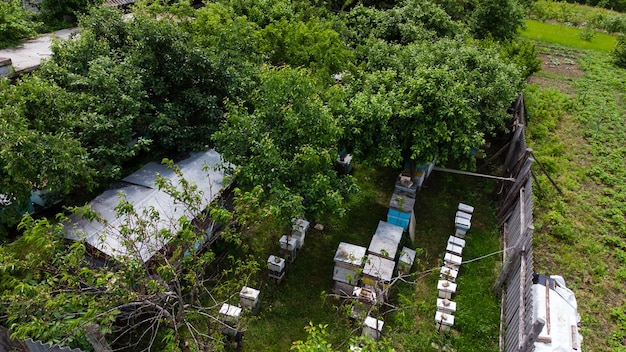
top-left (495, 95), bottom-right (537, 352)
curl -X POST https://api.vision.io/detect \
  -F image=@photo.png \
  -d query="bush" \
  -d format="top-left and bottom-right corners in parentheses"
top-left (613, 34), bottom-right (626, 68)
top-left (501, 38), bottom-right (542, 78)
top-left (0, 0), bottom-right (40, 49)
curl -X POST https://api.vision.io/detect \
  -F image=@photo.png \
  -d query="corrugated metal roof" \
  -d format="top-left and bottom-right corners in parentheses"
top-left (25, 339), bottom-right (84, 352)
top-left (65, 150), bottom-right (231, 263)
top-left (106, 0), bottom-right (135, 7)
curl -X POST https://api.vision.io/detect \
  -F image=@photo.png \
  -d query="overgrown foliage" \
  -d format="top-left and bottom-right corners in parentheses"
top-left (0, 163), bottom-right (257, 351)
top-left (0, 0), bottom-right (40, 49)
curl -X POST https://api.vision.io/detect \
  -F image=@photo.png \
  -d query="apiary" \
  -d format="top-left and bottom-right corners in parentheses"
top-left (219, 303), bottom-right (242, 337)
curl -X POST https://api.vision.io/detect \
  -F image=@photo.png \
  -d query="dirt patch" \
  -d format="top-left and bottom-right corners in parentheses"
top-left (538, 53), bottom-right (585, 79)
top-left (528, 76), bottom-right (577, 95)
top-left (528, 54), bottom-right (584, 94)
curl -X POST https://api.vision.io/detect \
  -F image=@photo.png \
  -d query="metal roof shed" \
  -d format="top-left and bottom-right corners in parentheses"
top-left (65, 150), bottom-right (230, 263)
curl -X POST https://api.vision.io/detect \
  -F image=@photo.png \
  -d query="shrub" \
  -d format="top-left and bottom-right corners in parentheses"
top-left (613, 33), bottom-right (626, 68)
top-left (501, 38), bottom-right (543, 78)
top-left (0, 0), bottom-right (40, 49)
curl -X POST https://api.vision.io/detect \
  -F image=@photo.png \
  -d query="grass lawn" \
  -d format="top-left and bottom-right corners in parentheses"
top-left (241, 165), bottom-right (503, 351)
top-left (521, 20), bottom-right (617, 52)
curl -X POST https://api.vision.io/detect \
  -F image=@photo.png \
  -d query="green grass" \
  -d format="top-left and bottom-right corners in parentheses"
top-left (521, 20), bottom-right (617, 52)
top-left (525, 45), bottom-right (626, 350)
top-left (241, 166), bottom-right (503, 351)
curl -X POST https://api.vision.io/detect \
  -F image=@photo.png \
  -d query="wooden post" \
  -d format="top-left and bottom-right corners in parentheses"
top-left (492, 245), bottom-right (520, 294)
top-left (86, 324), bottom-right (113, 352)
top-left (519, 318), bottom-right (545, 352)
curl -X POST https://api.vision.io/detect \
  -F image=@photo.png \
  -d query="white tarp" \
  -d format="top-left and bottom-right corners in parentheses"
top-left (65, 150), bottom-right (230, 263)
top-left (532, 274), bottom-right (583, 352)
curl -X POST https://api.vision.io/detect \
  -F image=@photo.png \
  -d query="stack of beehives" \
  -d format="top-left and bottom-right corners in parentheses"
top-left (435, 202), bottom-right (474, 333)
top-left (267, 218), bottom-right (310, 284)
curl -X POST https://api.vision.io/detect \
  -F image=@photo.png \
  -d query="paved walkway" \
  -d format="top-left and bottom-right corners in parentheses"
top-left (0, 28), bottom-right (79, 76)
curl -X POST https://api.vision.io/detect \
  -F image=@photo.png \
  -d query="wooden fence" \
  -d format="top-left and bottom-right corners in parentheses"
top-left (493, 95), bottom-right (538, 352)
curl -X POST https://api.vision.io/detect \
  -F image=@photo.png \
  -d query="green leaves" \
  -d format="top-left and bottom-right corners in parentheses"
top-left (214, 67), bottom-right (350, 224)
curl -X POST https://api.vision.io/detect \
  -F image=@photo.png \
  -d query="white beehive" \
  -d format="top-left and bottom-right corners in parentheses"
top-left (239, 286), bottom-right (260, 313)
top-left (444, 252), bottom-right (462, 270)
top-left (436, 298), bottom-right (457, 314)
top-left (454, 215), bottom-right (471, 234)
top-left (334, 242), bottom-right (367, 271)
top-left (458, 203), bottom-right (474, 214)
top-left (446, 242), bottom-right (463, 256)
top-left (448, 235), bottom-right (466, 248)
top-left (279, 235), bottom-right (298, 262)
top-left (362, 316), bottom-right (384, 340)
top-left (219, 303), bottom-right (242, 323)
top-left (440, 266), bottom-right (458, 282)
top-left (267, 255), bottom-right (286, 282)
top-left (455, 210), bottom-right (472, 222)
top-left (398, 247), bottom-right (416, 274)
top-left (437, 280), bottom-right (457, 300)
top-left (435, 311), bottom-right (455, 333)
top-left (292, 218), bottom-right (310, 249)
top-left (268, 255), bottom-right (285, 272)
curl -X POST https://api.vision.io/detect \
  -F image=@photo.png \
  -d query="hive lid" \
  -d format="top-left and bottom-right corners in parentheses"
top-left (219, 303), bottom-right (242, 318)
top-left (240, 286), bottom-right (260, 300)
top-left (444, 252), bottom-right (462, 266)
top-left (368, 235), bottom-right (399, 260)
top-left (292, 218), bottom-right (310, 232)
top-left (388, 193), bottom-right (415, 212)
top-left (374, 220), bottom-right (404, 243)
top-left (399, 247), bottom-right (416, 265)
top-left (362, 255), bottom-right (395, 282)
top-left (448, 235), bottom-right (466, 247)
top-left (334, 242), bottom-right (367, 266)
top-left (458, 203), bottom-right (474, 214)
top-left (364, 316), bottom-right (384, 330)
top-left (437, 280), bottom-right (457, 292)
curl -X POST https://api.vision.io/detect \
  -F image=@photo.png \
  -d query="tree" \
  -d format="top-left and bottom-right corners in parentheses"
top-left (470, 0), bottom-right (525, 41)
top-left (0, 162), bottom-right (258, 351)
top-left (0, 77), bottom-right (93, 239)
top-left (260, 18), bottom-right (354, 79)
top-left (340, 38), bottom-right (523, 169)
top-left (212, 67), bottom-right (353, 226)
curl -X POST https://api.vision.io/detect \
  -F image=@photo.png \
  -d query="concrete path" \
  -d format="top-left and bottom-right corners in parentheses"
top-left (0, 28), bottom-right (79, 76)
